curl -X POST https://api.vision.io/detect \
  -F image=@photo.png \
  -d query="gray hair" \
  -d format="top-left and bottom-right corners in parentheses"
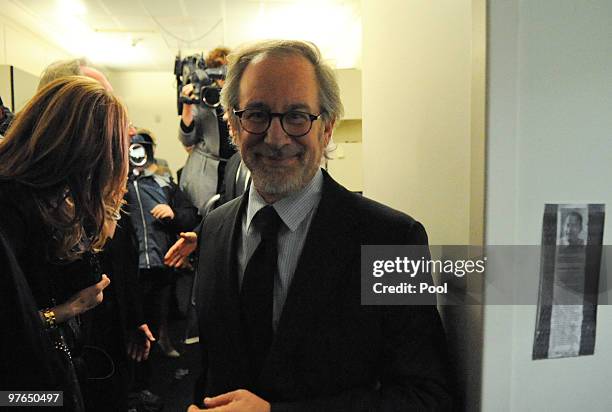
top-left (220, 40), bottom-right (344, 125)
top-left (38, 57), bottom-right (90, 90)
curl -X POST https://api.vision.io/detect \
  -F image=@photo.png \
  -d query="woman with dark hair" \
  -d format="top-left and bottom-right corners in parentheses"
top-left (0, 76), bottom-right (130, 411)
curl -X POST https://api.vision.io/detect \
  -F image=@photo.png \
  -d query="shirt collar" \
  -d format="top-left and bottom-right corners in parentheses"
top-left (246, 168), bottom-right (324, 233)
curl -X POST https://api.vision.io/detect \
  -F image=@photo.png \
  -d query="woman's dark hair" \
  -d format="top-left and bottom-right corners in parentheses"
top-left (0, 76), bottom-right (129, 259)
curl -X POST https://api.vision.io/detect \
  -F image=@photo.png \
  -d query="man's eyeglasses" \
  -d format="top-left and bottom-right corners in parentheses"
top-left (233, 109), bottom-right (322, 138)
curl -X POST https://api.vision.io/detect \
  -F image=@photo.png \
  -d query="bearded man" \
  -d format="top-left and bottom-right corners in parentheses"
top-left (166, 40), bottom-right (452, 412)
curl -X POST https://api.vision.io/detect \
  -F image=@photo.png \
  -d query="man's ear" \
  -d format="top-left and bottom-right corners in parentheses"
top-left (225, 110), bottom-right (241, 145)
top-left (322, 117), bottom-right (336, 146)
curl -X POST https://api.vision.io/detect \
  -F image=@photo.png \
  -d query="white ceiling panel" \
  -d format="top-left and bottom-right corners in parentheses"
top-left (111, 15), bottom-right (156, 29)
top-left (4, 0), bottom-right (361, 71)
top-left (144, 0), bottom-right (195, 17)
top-left (180, 0), bottom-right (222, 13)
top-left (97, 0), bottom-right (148, 17)
top-left (13, 0), bottom-right (56, 15)
top-left (83, 15), bottom-right (119, 29)
top-left (79, 0), bottom-right (113, 17)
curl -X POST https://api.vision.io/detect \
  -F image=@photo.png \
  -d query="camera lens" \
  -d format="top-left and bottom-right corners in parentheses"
top-left (202, 87), bottom-right (221, 108)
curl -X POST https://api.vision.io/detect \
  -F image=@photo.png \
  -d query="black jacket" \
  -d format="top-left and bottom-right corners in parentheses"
top-left (0, 181), bottom-right (84, 411)
top-left (194, 170), bottom-right (452, 411)
top-left (126, 171), bottom-right (199, 269)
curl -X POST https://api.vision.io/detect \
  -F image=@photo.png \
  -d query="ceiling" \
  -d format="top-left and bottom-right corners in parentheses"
top-left (6, 0), bottom-right (362, 71)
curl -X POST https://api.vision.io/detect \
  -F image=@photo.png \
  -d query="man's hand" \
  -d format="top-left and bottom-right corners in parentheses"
top-left (127, 323), bottom-right (156, 362)
top-left (164, 232), bottom-right (198, 268)
top-left (151, 204), bottom-right (175, 220)
top-left (187, 390), bottom-right (271, 412)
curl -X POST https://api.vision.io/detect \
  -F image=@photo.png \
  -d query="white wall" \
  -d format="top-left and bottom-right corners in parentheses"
top-left (362, 0), bottom-right (473, 245)
top-left (484, 1), bottom-right (612, 411)
top-left (362, 1), bottom-right (480, 411)
top-left (327, 69), bottom-right (364, 192)
top-left (0, 10), bottom-right (70, 76)
top-left (107, 71), bottom-right (188, 178)
top-left (0, 8), bottom-right (71, 109)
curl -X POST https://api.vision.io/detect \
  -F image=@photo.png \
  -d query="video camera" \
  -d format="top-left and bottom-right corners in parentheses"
top-left (174, 53), bottom-right (227, 115)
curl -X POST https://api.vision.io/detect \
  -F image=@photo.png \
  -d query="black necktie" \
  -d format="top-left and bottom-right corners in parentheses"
top-left (240, 205), bottom-right (282, 380)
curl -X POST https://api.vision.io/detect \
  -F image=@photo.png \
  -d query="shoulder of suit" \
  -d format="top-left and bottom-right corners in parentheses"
top-left (351, 193), bottom-right (422, 233)
top-left (200, 195), bottom-right (242, 232)
top-left (324, 176), bottom-right (426, 243)
top-left (325, 174), bottom-right (417, 225)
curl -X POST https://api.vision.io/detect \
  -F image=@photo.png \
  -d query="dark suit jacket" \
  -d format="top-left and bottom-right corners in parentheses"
top-left (195, 170), bottom-right (452, 411)
top-left (218, 151), bottom-right (248, 207)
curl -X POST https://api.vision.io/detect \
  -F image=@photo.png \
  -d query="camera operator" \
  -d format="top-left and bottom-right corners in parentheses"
top-left (178, 47), bottom-right (236, 216)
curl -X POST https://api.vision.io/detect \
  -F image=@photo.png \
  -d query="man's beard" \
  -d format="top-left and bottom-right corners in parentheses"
top-left (243, 141), bottom-right (321, 198)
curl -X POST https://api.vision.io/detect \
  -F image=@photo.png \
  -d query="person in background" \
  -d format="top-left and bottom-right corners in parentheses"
top-left (178, 46), bottom-right (236, 216)
top-left (39, 57), bottom-right (113, 92)
top-left (176, 145), bottom-right (195, 186)
top-left (217, 113), bottom-right (251, 207)
top-left (125, 128), bottom-right (199, 407)
top-left (37, 58), bottom-right (155, 412)
top-left (0, 76), bottom-right (129, 411)
top-left (218, 152), bottom-right (251, 206)
top-left (155, 158), bottom-right (173, 179)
